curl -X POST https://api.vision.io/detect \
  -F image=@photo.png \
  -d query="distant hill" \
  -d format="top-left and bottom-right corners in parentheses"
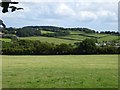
top-left (0, 26), bottom-right (119, 44)
top-left (22, 26), bottom-right (97, 33)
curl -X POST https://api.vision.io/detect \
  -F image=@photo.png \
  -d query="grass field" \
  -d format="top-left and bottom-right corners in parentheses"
top-left (98, 35), bottom-right (119, 42)
top-left (20, 36), bottom-right (77, 44)
top-left (1, 29), bottom-right (119, 44)
top-left (41, 30), bottom-right (55, 34)
top-left (19, 30), bottom-right (119, 44)
top-left (0, 56), bottom-right (1, 89)
top-left (0, 38), bottom-right (11, 42)
top-left (2, 55), bottom-right (118, 88)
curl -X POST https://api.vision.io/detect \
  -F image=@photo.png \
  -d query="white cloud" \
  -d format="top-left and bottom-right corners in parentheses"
top-left (97, 10), bottom-right (117, 22)
top-left (0, 1), bottom-right (118, 31)
top-left (77, 11), bottom-right (97, 22)
top-left (98, 10), bottom-right (116, 17)
top-left (16, 0), bottom-right (119, 3)
top-left (55, 4), bottom-right (75, 17)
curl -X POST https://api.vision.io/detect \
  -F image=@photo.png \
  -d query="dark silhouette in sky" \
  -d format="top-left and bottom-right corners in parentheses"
top-left (1, 0), bottom-right (19, 13)
top-left (9, 6), bottom-right (23, 12)
top-left (0, 0), bottom-right (23, 28)
top-left (0, 19), bottom-right (6, 28)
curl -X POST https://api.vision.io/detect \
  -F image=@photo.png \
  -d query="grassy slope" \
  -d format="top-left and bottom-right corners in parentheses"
top-left (0, 38), bottom-right (11, 42)
top-left (19, 30), bottom-right (119, 44)
top-left (2, 55), bottom-right (118, 88)
top-left (41, 30), bottom-right (55, 34)
top-left (20, 36), bottom-right (77, 44)
top-left (1, 30), bottom-right (118, 44)
top-left (98, 35), bottom-right (119, 42)
top-left (0, 56), bottom-right (1, 89)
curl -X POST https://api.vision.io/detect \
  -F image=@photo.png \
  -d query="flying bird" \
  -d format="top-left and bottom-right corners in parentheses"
top-left (9, 6), bottom-right (23, 12)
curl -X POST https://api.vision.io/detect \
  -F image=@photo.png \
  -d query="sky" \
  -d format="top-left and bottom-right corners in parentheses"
top-left (0, 0), bottom-right (119, 32)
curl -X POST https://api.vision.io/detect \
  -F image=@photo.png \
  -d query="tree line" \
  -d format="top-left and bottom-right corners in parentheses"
top-left (2, 27), bottom-right (70, 37)
top-left (1, 26), bottom-right (120, 38)
top-left (1, 38), bottom-right (119, 55)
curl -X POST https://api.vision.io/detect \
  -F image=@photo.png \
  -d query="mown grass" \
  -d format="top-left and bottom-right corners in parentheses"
top-left (2, 55), bottom-right (118, 88)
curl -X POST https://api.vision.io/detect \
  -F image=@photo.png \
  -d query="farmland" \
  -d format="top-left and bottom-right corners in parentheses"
top-left (1, 27), bottom-right (119, 44)
top-left (0, 38), bottom-right (11, 42)
top-left (20, 36), bottom-right (77, 44)
top-left (19, 30), bottom-right (119, 44)
top-left (2, 55), bottom-right (118, 88)
top-left (1, 33), bottom-right (119, 44)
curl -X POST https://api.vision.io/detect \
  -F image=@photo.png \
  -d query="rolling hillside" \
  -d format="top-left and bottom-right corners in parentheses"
top-left (19, 30), bottom-right (119, 44)
top-left (1, 26), bottom-right (119, 45)
top-left (0, 38), bottom-right (11, 42)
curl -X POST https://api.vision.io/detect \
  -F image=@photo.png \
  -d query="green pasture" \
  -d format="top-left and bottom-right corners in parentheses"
top-left (98, 35), bottom-right (119, 42)
top-left (61, 35), bottom-right (88, 41)
top-left (2, 55), bottom-right (118, 88)
top-left (85, 33), bottom-right (108, 37)
top-left (70, 31), bottom-right (108, 38)
top-left (0, 38), bottom-right (11, 42)
top-left (20, 34), bottom-right (119, 44)
top-left (41, 30), bottom-right (55, 34)
top-left (70, 31), bottom-right (84, 34)
top-left (20, 36), bottom-right (77, 44)
top-left (2, 29), bottom-right (119, 44)
top-left (0, 56), bottom-right (2, 89)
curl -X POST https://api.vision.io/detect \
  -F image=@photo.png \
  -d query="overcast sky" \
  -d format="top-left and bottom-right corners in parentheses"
top-left (0, 0), bottom-right (119, 31)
